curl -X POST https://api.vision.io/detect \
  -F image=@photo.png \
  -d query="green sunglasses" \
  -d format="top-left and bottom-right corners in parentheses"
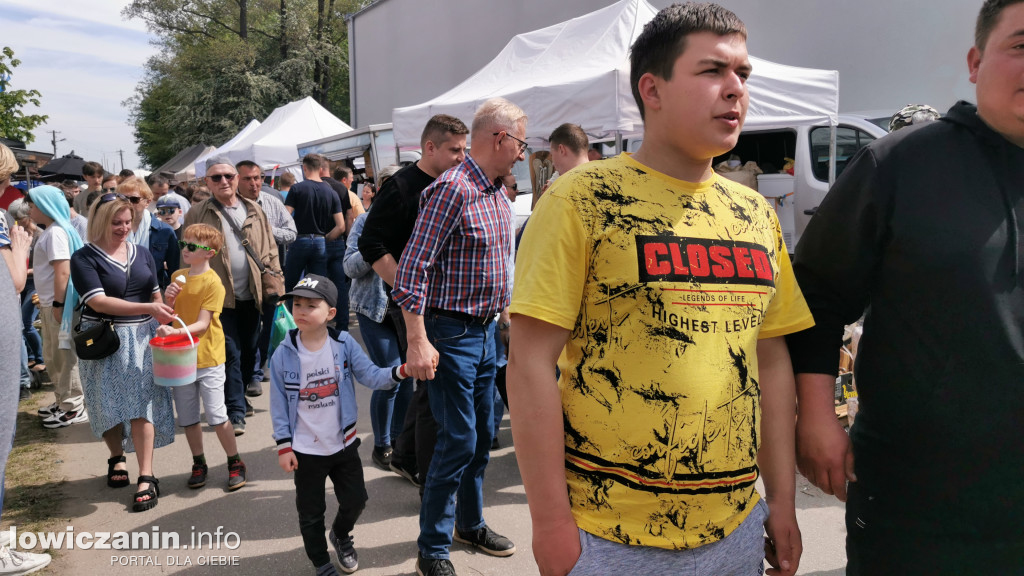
top-left (178, 240), bottom-right (217, 254)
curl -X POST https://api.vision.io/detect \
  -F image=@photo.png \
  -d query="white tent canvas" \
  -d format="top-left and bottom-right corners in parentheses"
top-left (193, 119), bottom-right (262, 179)
top-left (392, 0), bottom-right (838, 148)
top-left (223, 97), bottom-right (353, 172)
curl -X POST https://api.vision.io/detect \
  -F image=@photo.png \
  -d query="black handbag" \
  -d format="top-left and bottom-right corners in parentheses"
top-left (73, 254), bottom-right (131, 361)
top-left (73, 319), bottom-right (120, 360)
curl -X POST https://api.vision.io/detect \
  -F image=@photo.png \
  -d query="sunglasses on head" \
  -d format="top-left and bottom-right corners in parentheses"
top-left (98, 192), bottom-right (127, 205)
top-left (178, 240), bottom-right (216, 253)
top-left (157, 207), bottom-right (178, 215)
top-left (207, 173), bottom-right (236, 183)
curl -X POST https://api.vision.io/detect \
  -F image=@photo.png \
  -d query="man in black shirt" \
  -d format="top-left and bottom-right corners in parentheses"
top-left (320, 159), bottom-right (355, 331)
top-left (787, 1), bottom-right (1024, 573)
top-left (358, 114), bottom-right (469, 483)
top-left (283, 154), bottom-right (345, 296)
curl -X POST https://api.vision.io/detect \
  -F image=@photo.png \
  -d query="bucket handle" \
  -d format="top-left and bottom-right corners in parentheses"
top-left (172, 316), bottom-right (196, 348)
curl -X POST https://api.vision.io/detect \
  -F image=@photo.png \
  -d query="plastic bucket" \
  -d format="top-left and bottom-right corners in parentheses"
top-left (149, 317), bottom-right (197, 387)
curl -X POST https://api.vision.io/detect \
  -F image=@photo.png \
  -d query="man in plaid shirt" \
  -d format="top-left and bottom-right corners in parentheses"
top-left (393, 97), bottom-right (526, 576)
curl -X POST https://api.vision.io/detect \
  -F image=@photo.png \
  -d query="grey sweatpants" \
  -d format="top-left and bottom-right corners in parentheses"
top-left (568, 499), bottom-right (769, 576)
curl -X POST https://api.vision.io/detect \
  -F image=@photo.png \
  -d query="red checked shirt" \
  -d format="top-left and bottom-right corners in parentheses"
top-left (392, 154), bottom-right (514, 318)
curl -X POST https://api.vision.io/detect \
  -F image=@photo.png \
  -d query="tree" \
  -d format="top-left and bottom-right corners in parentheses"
top-left (0, 47), bottom-right (48, 145)
top-left (123, 0), bottom-right (365, 168)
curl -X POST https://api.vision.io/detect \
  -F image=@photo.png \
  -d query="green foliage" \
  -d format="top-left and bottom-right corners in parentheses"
top-left (0, 47), bottom-right (48, 145)
top-left (124, 0), bottom-right (366, 169)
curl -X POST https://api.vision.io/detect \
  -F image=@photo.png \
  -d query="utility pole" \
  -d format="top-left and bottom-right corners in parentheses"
top-left (117, 150), bottom-right (125, 171)
top-left (49, 130), bottom-right (65, 156)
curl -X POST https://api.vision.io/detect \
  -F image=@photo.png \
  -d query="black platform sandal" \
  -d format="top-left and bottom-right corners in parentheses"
top-left (132, 476), bottom-right (160, 512)
top-left (107, 455), bottom-right (130, 488)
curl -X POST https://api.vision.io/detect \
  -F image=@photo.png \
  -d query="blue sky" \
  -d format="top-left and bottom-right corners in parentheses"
top-left (2, 0), bottom-right (157, 171)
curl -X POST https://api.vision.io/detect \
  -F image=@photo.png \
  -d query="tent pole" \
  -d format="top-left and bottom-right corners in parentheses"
top-left (828, 125), bottom-right (837, 187)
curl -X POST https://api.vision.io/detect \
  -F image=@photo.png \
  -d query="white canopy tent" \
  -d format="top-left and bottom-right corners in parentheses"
top-left (222, 97), bottom-right (353, 178)
top-left (392, 0), bottom-right (839, 150)
top-left (192, 119), bottom-right (261, 180)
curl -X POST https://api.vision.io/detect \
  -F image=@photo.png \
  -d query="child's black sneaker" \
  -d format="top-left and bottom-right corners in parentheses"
top-left (227, 460), bottom-right (247, 491)
top-left (315, 562), bottom-right (340, 576)
top-left (188, 464), bottom-right (208, 489)
top-left (329, 529), bottom-right (357, 573)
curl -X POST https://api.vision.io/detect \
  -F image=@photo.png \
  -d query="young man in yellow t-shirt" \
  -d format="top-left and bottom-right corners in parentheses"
top-left (158, 223), bottom-right (247, 491)
top-left (508, 4), bottom-right (812, 576)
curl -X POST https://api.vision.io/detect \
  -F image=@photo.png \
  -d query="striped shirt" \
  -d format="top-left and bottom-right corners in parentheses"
top-left (393, 154), bottom-right (514, 318)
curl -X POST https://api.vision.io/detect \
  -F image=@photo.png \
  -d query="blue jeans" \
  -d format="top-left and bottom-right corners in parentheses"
top-left (357, 313), bottom-right (413, 448)
top-left (284, 236), bottom-right (327, 296)
top-left (21, 288), bottom-right (42, 363)
top-left (418, 314), bottom-right (496, 559)
top-left (326, 237), bottom-right (349, 330)
top-left (19, 339), bottom-right (31, 389)
top-left (493, 329), bottom-right (507, 436)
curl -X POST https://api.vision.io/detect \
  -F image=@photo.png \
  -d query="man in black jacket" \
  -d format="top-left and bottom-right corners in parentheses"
top-left (786, 1), bottom-right (1024, 573)
top-left (358, 114), bottom-right (468, 482)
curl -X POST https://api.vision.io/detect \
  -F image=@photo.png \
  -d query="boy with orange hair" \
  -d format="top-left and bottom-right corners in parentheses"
top-left (157, 223), bottom-right (247, 490)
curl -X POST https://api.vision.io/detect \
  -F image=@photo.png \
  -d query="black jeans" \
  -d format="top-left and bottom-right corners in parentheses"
top-left (386, 304), bottom-right (438, 485)
top-left (221, 299), bottom-right (260, 423)
top-left (294, 441), bottom-right (368, 568)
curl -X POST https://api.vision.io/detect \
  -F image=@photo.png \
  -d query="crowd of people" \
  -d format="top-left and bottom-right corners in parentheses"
top-left (0, 0), bottom-right (1022, 575)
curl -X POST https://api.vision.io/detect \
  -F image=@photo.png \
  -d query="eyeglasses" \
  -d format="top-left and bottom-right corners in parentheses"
top-left (493, 131), bottom-right (528, 154)
top-left (510, 183), bottom-right (518, 191)
top-left (178, 240), bottom-right (216, 253)
top-left (157, 207), bottom-right (178, 215)
top-left (207, 173), bottom-right (236, 183)
top-left (122, 195), bottom-right (143, 204)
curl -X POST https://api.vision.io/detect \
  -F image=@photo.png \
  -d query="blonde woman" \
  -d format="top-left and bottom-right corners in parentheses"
top-left (70, 193), bottom-right (176, 512)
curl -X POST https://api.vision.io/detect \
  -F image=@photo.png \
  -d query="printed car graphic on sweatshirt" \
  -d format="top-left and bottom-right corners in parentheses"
top-left (299, 377), bottom-right (339, 402)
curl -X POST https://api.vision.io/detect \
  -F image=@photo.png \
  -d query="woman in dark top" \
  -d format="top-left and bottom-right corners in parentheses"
top-left (70, 194), bottom-right (176, 512)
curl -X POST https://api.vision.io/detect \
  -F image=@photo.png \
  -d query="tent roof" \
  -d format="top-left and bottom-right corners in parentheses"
top-left (193, 119), bottom-right (262, 179)
top-left (392, 0), bottom-right (838, 148)
top-left (153, 143), bottom-right (214, 181)
top-left (222, 97), bottom-right (353, 170)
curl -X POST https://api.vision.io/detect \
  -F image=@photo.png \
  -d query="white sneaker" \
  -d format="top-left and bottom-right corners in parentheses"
top-left (0, 546), bottom-right (51, 575)
top-left (0, 530), bottom-right (9, 548)
top-left (35, 403), bottom-right (57, 418)
top-left (42, 408), bottom-right (88, 429)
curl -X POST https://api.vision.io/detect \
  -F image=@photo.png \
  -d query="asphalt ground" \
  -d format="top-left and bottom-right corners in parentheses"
top-left (36, 322), bottom-right (848, 575)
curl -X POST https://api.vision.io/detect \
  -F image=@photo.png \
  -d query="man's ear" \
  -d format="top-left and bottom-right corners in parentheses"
top-left (967, 45), bottom-right (982, 85)
top-left (637, 72), bottom-right (662, 114)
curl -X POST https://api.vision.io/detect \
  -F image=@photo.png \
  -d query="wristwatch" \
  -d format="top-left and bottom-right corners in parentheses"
top-left (498, 321), bottom-right (511, 330)
top-left (53, 301), bottom-right (64, 308)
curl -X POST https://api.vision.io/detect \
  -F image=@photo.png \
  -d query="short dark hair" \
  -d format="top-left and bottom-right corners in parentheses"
top-left (302, 153), bottom-right (322, 171)
top-left (101, 172), bottom-right (117, 185)
top-left (976, 0), bottom-right (1024, 49)
top-left (333, 166), bottom-right (352, 181)
top-left (82, 161), bottom-right (104, 177)
top-left (420, 114), bottom-right (469, 149)
top-left (118, 169), bottom-right (134, 178)
top-left (235, 160), bottom-right (261, 174)
top-left (147, 173), bottom-right (168, 187)
top-left (549, 123), bottom-right (589, 155)
top-left (630, 2), bottom-right (746, 121)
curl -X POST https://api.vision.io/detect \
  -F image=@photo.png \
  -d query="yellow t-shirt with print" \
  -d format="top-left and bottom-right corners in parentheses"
top-left (170, 268), bottom-right (226, 369)
top-left (510, 153), bottom-right (814, 550)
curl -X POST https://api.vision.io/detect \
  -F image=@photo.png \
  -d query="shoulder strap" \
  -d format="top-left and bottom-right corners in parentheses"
top-left (211, 198), bottom-right (266, 273)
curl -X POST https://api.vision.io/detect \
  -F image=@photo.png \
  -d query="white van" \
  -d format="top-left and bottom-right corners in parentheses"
top-left (623, 113), bottom-right (890, 249)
